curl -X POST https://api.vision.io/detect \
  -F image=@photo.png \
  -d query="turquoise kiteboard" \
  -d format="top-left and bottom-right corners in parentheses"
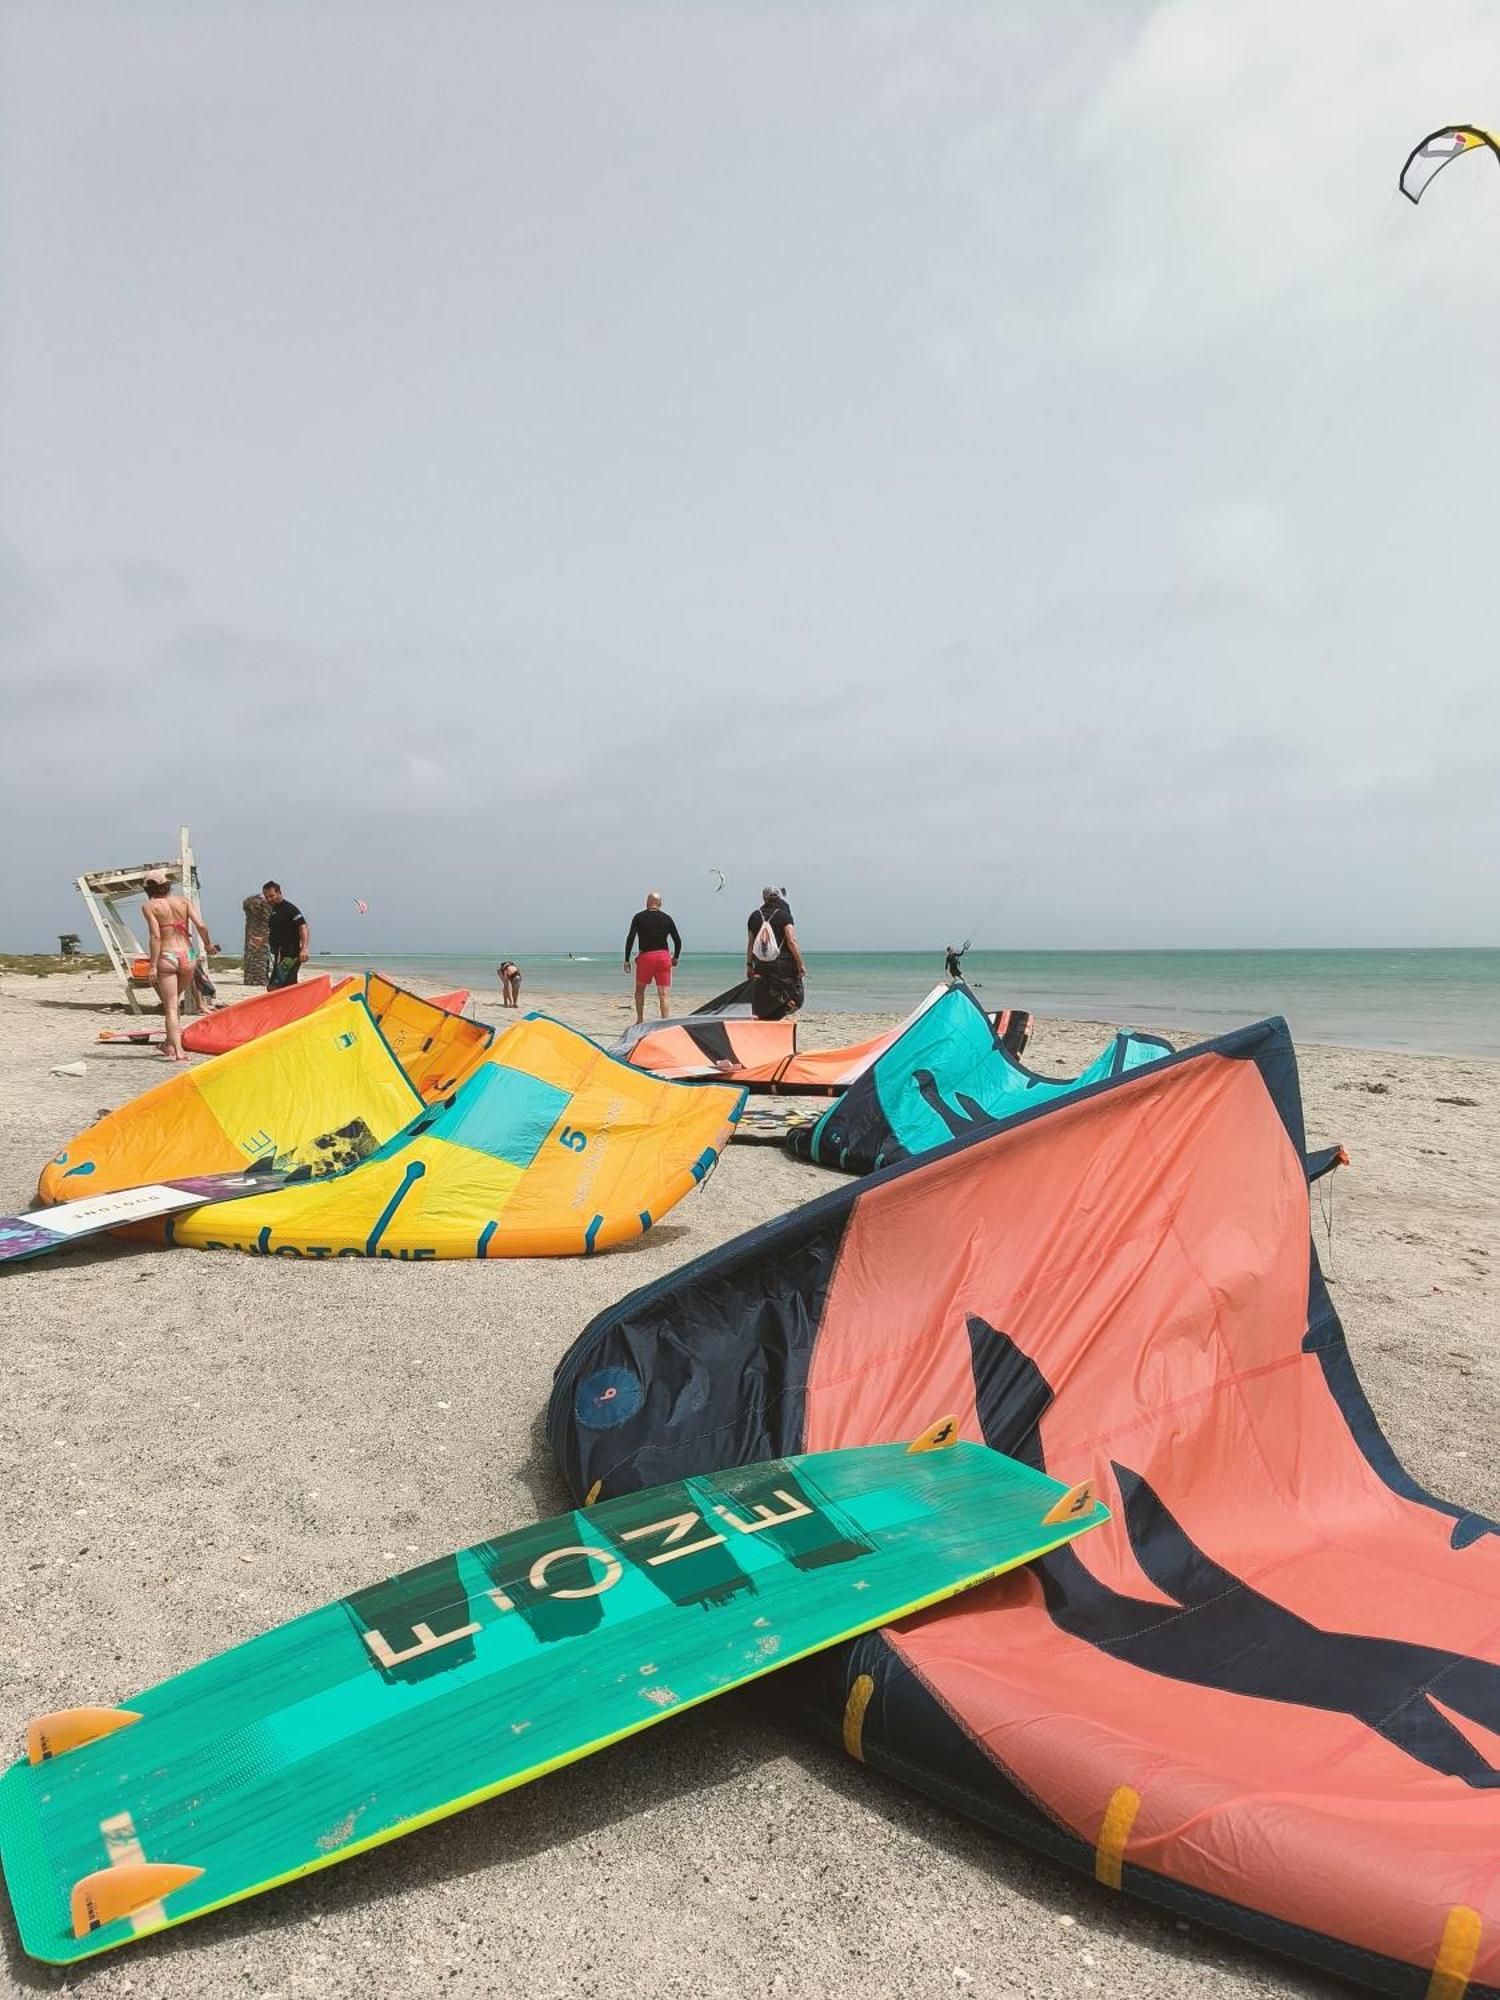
top-left (0, 1428), bottom-right (1105, 1962)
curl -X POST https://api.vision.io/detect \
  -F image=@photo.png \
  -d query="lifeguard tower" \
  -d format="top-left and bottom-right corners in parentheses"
top-left (74, 825), bottom-right (206, 1014)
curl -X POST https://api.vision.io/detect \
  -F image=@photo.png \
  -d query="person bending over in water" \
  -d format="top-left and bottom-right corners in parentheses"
top-left (143, 873), bottom-right (215, 1061)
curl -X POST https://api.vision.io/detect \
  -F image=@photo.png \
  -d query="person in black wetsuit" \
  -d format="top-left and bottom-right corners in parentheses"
top-left (746, 886), bottom-right (806, 1021)
top-left (624, 891), bottom-right (682, 1023)
top-left (263, 882), bottom-right (309, 990)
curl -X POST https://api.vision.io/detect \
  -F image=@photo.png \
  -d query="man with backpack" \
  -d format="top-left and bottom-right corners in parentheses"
top-left (746, 885), bottom-right (806, 1021)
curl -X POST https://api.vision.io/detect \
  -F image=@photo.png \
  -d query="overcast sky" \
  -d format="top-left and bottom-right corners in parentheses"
top-left (3, 0), bottom-right (1498, 954)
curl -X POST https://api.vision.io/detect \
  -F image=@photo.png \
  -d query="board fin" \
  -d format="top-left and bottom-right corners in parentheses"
top-left (70, 1861), bottom-right (203, 1938)
top-left (27, 1706), bottom-right (142, 1765)
top-left (1041, 1478), bottom-right (1096, 1526)
top-left (906, 1415), bottom-right (960, 1454)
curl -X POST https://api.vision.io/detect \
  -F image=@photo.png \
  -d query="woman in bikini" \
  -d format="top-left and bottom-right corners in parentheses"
top-left (143, 874), bottom-right (216, 1061)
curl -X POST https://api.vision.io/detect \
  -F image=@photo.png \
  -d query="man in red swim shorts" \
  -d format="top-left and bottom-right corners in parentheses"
top-left (623, 891), bottom-right (683, 1023)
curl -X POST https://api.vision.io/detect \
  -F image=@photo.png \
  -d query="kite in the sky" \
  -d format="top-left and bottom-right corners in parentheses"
top-left (1399, 124), bottom-right (1500, 203)
top-left (354, 899), bottom-right (369, 916)
top-left (708, 869), bottom-right (726, 893)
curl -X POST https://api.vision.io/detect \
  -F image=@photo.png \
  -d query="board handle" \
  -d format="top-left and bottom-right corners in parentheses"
top-left (907, 1416), bottom-right (961, 1454)
top-left (27, 1706), bottom-right (142, 1765)
top-left (1041, 1479), bottom-right (1096, 1527)
top-left (70, 1861), bottom-right (204, 1938)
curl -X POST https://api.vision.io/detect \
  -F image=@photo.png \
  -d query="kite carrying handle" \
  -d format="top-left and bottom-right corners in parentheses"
top-left (26, 1706), bottom-right (142, 1766)
top-left (907, 1416), bottom-right (961, 1453)
top-left (70, 1861), bottom-right (204, 1939)
top-left (1041, 1479), bottom-right (1097, 1527)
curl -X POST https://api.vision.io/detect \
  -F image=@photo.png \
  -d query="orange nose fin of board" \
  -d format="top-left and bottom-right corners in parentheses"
top-left (70, 1862), bottom-right (204, 1940)
top-left (906, 1416), bottom-right (961, 1454)
top-left (26, 1707), bottom-right (142, 1766)
top-left (1041, 1479), bottom-right (1096, 1527)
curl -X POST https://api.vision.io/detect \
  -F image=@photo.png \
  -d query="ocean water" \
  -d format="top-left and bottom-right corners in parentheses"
top-left (318, 948), bottom-right (1500, 1059)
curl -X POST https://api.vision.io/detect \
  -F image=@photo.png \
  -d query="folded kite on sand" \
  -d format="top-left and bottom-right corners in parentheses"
top-left (550, 1017), bottom-right (1500, 1998)
top-left (621, 986), bottom-right (1030, 1096)
top-left (40, 977), bottom-right (742, 1258)
top-left (97, 978), bottom-right (471, 1053)
top-left (788, 982), bottom-right (1170, 1174)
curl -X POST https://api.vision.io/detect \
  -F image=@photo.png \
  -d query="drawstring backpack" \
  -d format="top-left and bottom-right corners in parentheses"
top-left (751, 905), bottom-right (782, 962)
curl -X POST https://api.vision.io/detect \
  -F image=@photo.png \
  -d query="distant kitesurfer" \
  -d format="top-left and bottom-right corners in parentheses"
top-left (746, 885), bottom-right (805, 1021)
top-left (263, 882), bottom-right (309, 990)
top-left (944, 944), bottom-right (965, 983)
top-left (624, 892), bottom-right (682, 1024)
top-left (498, 960), bottom-right (522, 1008)
top-left (143, 873), bottom-right (215, 1062)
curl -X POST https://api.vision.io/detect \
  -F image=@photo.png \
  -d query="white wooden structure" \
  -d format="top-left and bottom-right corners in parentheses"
top-left (75, 826), bottom-right (206, 1014)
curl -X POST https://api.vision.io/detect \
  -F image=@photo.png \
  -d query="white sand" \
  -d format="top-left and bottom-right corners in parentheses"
top-left (0, 968), bottom-right (1495, 1999)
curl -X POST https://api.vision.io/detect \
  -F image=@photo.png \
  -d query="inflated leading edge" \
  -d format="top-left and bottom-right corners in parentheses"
top-left (788, 982), bottom-right (1170, 1174)
top-left (40, 978), bottom-right (744, 1258)
top-left (549, 1017), bottom-right (1500, 1998)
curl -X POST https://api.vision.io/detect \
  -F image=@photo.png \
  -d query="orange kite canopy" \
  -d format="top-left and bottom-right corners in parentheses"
top-left (181, 976), bottom-right (470, 1056)
top-left (181, 974), bottom-right (345, 1053)
top-left (623, 986), bottom-right (960, 1094)
top-left (550, 1017), bottom-right (1499, 1997)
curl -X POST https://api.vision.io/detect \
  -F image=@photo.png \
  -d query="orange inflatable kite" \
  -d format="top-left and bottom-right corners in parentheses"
top-left (552, 1018), bottom-right (1499, 1996)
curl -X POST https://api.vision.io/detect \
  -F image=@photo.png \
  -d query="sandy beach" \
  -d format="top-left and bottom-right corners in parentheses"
top-left (1, 967), bottom-right (1495, 2000)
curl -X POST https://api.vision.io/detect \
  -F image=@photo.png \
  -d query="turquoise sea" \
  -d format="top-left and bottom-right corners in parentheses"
top-left (320, 948), bottom-right (1500, 1060)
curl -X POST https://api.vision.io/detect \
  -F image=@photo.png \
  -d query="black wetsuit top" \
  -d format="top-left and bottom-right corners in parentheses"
top-left (267, 901), bottom-right (306, 957)
top-left (625, 909), bottom-right (682, 958)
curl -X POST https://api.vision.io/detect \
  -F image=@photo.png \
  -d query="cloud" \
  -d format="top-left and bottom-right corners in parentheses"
top-left (2, 5), bottom-right (1495, 952)
top-left (1181, 500), bottom-right (1299, 607)
top-left (904, 0), bottom-right (1500, 392)
top-left (0, 544), bottom-right (55, 649)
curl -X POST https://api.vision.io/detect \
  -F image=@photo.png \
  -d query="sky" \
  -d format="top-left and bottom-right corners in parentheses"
top-left (2, 0), bottom-right (1498, 955)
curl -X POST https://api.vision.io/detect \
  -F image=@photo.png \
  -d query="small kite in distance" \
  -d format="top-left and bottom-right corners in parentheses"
top-left (354, 899), bottom-right (369, 916)
top-left (1399, 124), bottom-right (1500, 204)
top-left (708, 868), bottom-right (726, 893)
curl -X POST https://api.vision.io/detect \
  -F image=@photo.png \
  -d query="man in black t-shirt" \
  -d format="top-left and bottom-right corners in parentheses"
top-left (624, 892), bottom-right (683, 1023)
top-left (263, 881), bottom-right (310, 989)
top-left (746, 886), bottom-right (806, 1021)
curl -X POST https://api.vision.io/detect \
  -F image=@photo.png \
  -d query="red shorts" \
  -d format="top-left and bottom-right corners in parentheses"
top-left (635, 949), bottom-right (673, 989)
